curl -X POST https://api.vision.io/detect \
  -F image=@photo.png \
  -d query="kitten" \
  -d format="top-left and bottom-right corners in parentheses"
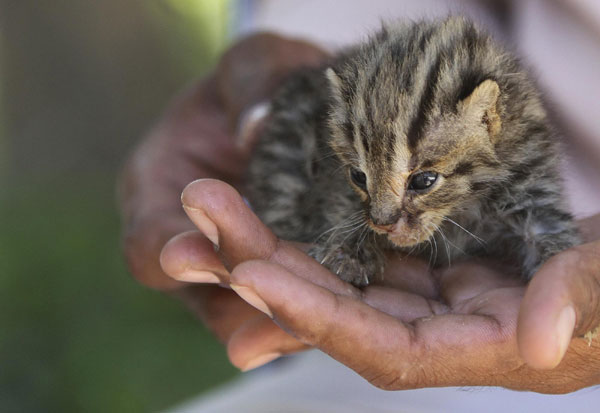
top-left (246, 17), bottom-right (580, 286)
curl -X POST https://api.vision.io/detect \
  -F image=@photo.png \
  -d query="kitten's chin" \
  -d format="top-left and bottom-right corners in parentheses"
top-left (386, 232), bottom-right (425, 248)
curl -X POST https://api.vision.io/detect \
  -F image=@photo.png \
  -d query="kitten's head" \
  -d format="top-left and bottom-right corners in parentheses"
top-left (325, 19), bottom-right (510, 247)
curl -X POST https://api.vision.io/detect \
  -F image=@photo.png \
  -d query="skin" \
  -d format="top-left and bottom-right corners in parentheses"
top-left (119, 34), bottom-right (600, 393)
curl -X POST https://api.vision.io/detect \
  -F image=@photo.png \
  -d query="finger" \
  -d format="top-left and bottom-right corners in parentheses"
top-left (227, 315), bottom-right (308, 371)
top-left (181, 178), bottom-right (358, 295)
top-left (182, 179), bottom-right (276, 263)
top-left (230, 260), bottom-right (520, 389)
top-left (230, 260), bottom-right (415, 382)
top-left (518, 242), bottom-right (600, 369)
top-left (160, 230), bottom-right (229, 283)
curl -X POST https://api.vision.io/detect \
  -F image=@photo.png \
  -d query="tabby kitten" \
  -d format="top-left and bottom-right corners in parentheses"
top-left (246, 17), bottom-right (579, 286)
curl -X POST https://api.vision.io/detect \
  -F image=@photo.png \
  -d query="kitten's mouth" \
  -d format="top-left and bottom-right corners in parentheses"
top-left (369, 220), bottom-right (425, 247)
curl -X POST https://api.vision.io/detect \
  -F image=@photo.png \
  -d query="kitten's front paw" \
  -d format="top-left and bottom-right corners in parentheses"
top-left (309, 245), bottom-right (382, 287)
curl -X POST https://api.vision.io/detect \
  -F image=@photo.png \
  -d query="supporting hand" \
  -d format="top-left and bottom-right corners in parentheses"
top-left (180, 178), bottom-right (600, 393)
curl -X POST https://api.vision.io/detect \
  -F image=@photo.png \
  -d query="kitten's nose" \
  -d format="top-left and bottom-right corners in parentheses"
top-left (370, 209), bottom-right (402, 228)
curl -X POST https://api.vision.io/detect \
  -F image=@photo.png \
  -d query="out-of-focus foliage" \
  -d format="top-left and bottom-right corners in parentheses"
top-left (0, 183), bottom-right (238, 412)
top-left (0, 1), bottom-right (239, 411)
top-left (0, 0), bottom-right (233, 180)
top-left (157, 0), bottom-right (232, 61)
top-left (0, 36), bottom-right (6, 184)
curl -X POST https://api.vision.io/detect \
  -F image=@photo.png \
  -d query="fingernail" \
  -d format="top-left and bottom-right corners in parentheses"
top-left (182, 206), bottom-right (219, 247)
top-left (555, 305), bottom-right (576, 366)
top-left (173, 270), bottom-right (220, 283)
top-left (230, 284), bottom-right (273, 318)
top-left (241, 352), bottom-right (281, 372)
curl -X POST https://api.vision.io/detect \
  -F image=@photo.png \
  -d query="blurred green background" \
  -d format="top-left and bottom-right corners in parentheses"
top-left (0, 1), bottom-right (240, 411)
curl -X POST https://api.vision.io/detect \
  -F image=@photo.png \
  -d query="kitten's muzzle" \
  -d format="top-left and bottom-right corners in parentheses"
top-left (369, 210), bottom-right (421, 246)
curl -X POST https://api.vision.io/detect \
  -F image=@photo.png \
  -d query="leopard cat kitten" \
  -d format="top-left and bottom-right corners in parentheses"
top-left (246, 17), bottom-right (580, 287)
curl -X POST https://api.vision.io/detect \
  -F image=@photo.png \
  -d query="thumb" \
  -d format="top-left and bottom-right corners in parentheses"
top-left (517, 241), bottom-right (600, 369)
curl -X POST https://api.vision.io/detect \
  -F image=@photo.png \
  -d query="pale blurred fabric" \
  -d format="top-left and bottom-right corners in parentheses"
top-left (172, 350), bottom-right (598, 413)
top-left (172, 0), bottom-right (600, 411)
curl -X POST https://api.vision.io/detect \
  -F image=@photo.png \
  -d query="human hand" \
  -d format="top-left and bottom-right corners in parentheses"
top-left (180, 178), bottom-right (600, 393)
top-left (120, 31), bottom-right (600, 391)
top-left (118, 34), bottom-right (328, 370)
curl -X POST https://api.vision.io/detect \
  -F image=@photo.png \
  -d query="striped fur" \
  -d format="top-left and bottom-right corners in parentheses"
top-left (246, 17), bottom-right (579, 286)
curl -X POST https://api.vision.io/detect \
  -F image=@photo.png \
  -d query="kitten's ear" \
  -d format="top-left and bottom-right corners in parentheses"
top-left (325, 67), bottom-right (344, 102)
top-left (459, 79), bottom-right (502, 139)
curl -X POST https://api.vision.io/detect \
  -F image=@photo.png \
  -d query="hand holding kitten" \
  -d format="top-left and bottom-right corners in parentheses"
top-left (120, 32), bottom-right (600, 392)
top-left (181, 178), bottom-right (600, 393)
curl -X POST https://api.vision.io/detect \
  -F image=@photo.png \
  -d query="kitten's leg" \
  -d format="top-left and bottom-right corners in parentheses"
top-left (309, 231), bottom-right (386, 287)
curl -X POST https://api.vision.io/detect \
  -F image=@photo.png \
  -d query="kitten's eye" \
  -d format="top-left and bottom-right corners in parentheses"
top-left (350, 168), bottom-right (367, 190)
top-left (408, 171), bottom-right (438, 192)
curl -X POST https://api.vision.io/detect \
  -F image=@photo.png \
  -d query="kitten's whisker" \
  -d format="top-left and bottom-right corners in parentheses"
top-left (402, 244), bottom-right (418, 260)
top-left (334, 216), bottom-right (367, 234)
top-left (354, 223), bottom-right (368, 249)
top-left (331, 164), bottom-right (349, 176)
top-left (436, 228), bottom-right (452, 267)
top-left (323, 216), bottom-right (364, 235)
top-left (430, 231), bottom-right (439, 268)
top-left (425, 238), bottom-right (434, 268)
top-left (325, 217), bottom-right (367, 245)
top-left (443, 217), bottom-right (486, 246)
top-left (314, 212), bottom-right (365, 242)
top-left (334, 222), bottom-right (367, 238)
top-left (338, 222), bottom-right (366, 245)
top-left (408, 244), bottom-right (419, 257)
top-left (313, 152), bottom-right (339, 162)
top-left (317, 220), bottom-right (363, 265)
top-left (355, 224), bottom-right (370, 255)
top-left (437, 226), bottom-right (469, 260)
